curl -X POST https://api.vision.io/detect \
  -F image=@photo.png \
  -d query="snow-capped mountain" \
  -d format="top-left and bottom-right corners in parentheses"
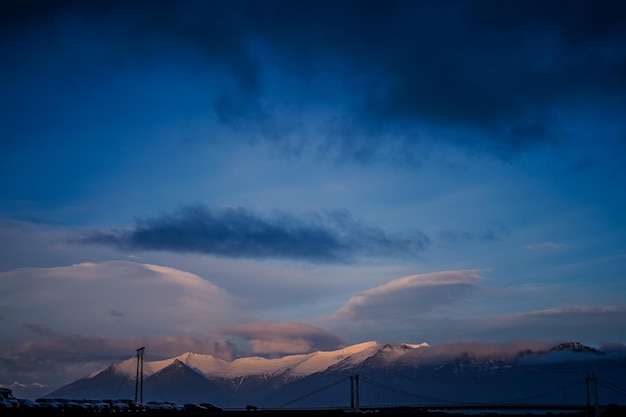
top-left (550, 342), bottom-right (603, 354)
top-left (45, 341), bottom-right (626, 408)
top-left (109, 340), bottom-right (389, 381)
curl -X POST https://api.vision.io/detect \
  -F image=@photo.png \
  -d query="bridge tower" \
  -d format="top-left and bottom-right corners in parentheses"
top-left (350, 375), bottom-right (360, 412)
top-left (585, 373), bottom-right (599, 417)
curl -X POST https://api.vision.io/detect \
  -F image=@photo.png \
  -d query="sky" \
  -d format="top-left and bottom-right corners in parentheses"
top-left (1, 0), bottom-right (626, 392)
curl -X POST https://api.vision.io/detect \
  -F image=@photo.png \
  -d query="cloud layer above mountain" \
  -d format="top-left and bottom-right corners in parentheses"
top-left (331, 270), bottom-right (483, 320)
top-left (0, 261), bottom-right (245, 340)
top-left (325, 271), bottom-right (626, 345)
top-left (222, 322), bottom-right (345, 355)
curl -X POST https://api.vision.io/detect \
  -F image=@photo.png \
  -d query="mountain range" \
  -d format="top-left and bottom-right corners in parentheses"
top-left (45, 341), bottom-right (626, 408)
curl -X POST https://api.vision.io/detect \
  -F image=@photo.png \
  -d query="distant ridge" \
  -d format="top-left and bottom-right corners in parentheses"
top-left (549, 341), bottom-right (602, 354)
top-left (45, 341), bottom-right (625, 407)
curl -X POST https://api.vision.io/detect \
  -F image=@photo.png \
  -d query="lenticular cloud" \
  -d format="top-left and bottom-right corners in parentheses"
top-left (0, 260), bottom-right (245, 339)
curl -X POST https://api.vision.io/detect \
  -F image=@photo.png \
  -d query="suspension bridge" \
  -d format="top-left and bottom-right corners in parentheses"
top-left (274, 373), bottom-right (626, 416)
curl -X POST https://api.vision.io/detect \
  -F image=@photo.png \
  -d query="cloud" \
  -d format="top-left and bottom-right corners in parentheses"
top-left (4, 1), bottom-right (624, 162)
top-left (438, 228), bottom-right (500, 245)
top-left (524, 241), bottom-right (567, 251)
top-left (407, 306), bottom-right (626, 346)
top-left (79, 205), bottom-right (430, 263)
top-left (480, 306), bottom-right (626, 340)
top-left (221, 322), bottom-right (345, 355)
top-left (9, 335), bottom-right (238, 362)
top-left (330, 270), bottom-right (483, 322)
top-left (329, 304), bottom-right (626, 348)
top-left (23, 324), bottom-right (56, 337)
top-left (107, 310), bottom-right (126, 318)
top-left (0, 220), bottom-right (126, 272)
top-left (326, 270), bottom-right (626, 346)
top-left (0, 260), bottom-right (246, 340)
top-left (411, 340), bottom-right (553, 362)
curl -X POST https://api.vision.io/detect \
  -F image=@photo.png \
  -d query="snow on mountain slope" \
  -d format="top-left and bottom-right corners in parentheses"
top-left (174, 341), bottom-right (386, 378)
top-left (282, 341), bottom-right (382, 376)
top-left (187, 351), bottom-right (310, 378)
top-left (372, 342), bottom-right (431, 364)
top-left (100, 340), bottom-right (417, 380)
top-left (108, 357), bottom-right (143, 377)
top-left (327, 341), bottom-right (430, 371)
top-left (106, 353), bottom-right (205, 379)
top-left (107, 355), bottom-right (174, 378)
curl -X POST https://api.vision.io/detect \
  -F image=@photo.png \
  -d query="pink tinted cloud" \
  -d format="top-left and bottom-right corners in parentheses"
top-left (221, 321), bottom-right (345, 355)
top-left (0, 260), bottom-right (246, 339)
top-left (480, 305), bottom-right (626, 340)
top-left (414, 305), bottom-right (626, 345)
top-left (330, 270), bottom-right (483, 321)
top-left (415, 340), bottom-right (551, 360)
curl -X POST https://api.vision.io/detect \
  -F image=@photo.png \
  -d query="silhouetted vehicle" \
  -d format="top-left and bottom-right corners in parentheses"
top-left (36, 398), bottom-right (64, 409)
top-left (164, 401), bottom-right (184, 411)
top-left (0, 388), bottom-right (19, 409)
top-left (184, 403), bottom-right (207, 412)
top-left (145, 401), bottom-right (173, 411)
top-left (52, 398), bottom-right (89, 410)
top-left (102, 399), bottom-right (130, 411)
top-left (118, 398), bottom-right (144, 411)
top-left (75, 400), bottom-right (95, 410)
top-left (0, 398), bottom-right (16, 410)
top-left (86, 399), bottom-right (111, 411)
top-left (17, 398), bottom-right (40, 409)
top-left (199, 402), bottom-right (223, 412)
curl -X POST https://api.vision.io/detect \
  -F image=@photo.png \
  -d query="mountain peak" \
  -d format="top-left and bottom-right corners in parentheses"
top-left (381, 342), bottom-right (429, 353)
top-left (549, 342), bottom-right (601, 353)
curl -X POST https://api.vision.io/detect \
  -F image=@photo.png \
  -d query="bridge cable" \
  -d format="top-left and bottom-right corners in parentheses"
top-left (491, 378), bottom-right (586, 405)
top-left (597, 378), bottom-right (626, 398)
top-left (360, 375), bottom-right (476, 405)
top-left (279, 377), bottom-right (347, 408)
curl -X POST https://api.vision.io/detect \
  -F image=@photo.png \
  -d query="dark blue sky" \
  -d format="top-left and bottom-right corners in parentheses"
top-left (1, 0), bottom-right (625, 392)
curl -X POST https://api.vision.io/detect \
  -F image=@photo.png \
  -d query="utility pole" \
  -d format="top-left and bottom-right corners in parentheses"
top-left (135, 347), bottom-right (145, 404)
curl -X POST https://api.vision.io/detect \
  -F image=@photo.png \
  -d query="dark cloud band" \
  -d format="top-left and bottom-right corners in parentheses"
top-left (4, 0), bottom-right (625, 161)
top-left (80, 205), bottom-right (429, 263)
